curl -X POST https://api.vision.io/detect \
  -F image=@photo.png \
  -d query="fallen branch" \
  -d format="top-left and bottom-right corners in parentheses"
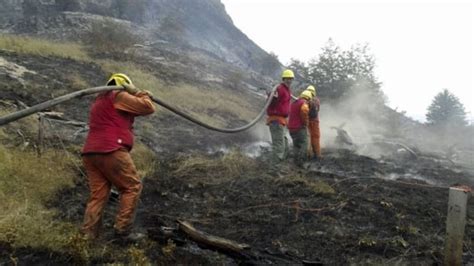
top-left (177, 220), bottom-right (250, 254)
top-left (176, 220), bottom-right (321, 265)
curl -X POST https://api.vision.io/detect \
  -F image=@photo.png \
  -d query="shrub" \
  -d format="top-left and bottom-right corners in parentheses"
top-left (83, 19), bottom-right (140, 55)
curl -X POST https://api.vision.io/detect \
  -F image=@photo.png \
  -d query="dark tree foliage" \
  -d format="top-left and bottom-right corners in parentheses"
top-left (309, 39), bottom-right (382, 100)
top-left (426, 89), bottom-right (468, 127)
top-left (287, 39), bottom-right (384, 103)
top-left (287, 58), bottom-right (310, 81)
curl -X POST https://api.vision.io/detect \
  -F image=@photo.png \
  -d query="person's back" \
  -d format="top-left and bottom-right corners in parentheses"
top-left (288, 98), bottom-right (308, 133)
top-left (81, 73), bottom-right (155, 242)
top-left (288, 91), bottom-right (311, 167)
top-left (83, 91), bottom-right (135, 154)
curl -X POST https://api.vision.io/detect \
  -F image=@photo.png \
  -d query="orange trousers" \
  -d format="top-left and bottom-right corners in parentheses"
top-left (81, 149), bottom-right (142, 238)
top-left (308, 120), bottom-right (321, 157)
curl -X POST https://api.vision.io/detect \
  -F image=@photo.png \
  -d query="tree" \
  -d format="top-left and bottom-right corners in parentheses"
top-left (290, 39), bottom-right (383, 102)
top-left (313, 40), bottom-right (381, 99)
top-left (426, 89), bottom-right (468, 127)
top-left (287, 58), bottom-right (309, 81)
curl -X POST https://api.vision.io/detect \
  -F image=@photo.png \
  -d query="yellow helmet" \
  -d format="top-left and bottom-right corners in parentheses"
top-left (281, 69), bottom-right (295, 79)
top-left (300, 90), bottom-right (313, 100)
top-left (106, 73), bottom-right (133, 86)
top-left (306, 85), bottom-right (316, 96)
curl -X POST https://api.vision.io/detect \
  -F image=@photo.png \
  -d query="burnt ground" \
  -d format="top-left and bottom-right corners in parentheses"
top-left (4, 147), bottom-right (470, 265)
top-left (1, 50), bottom-right (473, 265)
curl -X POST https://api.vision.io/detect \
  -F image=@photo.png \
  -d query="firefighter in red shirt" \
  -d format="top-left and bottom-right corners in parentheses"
top-left (266, 69), bottom-right (294, 167)
top-left (288, 90), bottom-right (312, 167)
top-left (81, 73), bottom-right (155, 241)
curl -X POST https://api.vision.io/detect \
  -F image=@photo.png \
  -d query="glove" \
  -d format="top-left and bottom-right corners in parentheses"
top-left (141, 90), bottom-right (154, 97)
top-left (122, 83), bottom-right (139, 95)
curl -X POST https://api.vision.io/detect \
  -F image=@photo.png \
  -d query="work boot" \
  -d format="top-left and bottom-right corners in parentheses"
top-left (114, 231), bottom-right (147, 244)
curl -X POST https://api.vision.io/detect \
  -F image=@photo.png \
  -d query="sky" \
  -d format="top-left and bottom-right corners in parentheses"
top-left (221, 0), bottom-right (474, 122)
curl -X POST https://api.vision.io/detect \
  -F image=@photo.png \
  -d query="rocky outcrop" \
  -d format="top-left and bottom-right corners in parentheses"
top-left (0, 0), bottom-right (281, 77)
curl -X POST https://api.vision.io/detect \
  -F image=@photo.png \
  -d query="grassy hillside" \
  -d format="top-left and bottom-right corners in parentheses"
top-left (0, 106), bottom-right (157, 262)
top-left (0, 35), bottom-right (91, 62)
top-left (0, 34), bottom-right (261, 127)
top-left (0, 33), bottom-right (263, 262)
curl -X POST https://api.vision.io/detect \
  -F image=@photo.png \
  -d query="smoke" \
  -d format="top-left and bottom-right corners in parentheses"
top-left (246, 81), bottom-right (393, 159)
top-left (319, 79), bottom-right (391, 158)
top-left (319, 80), bottom-right (474, 166)
top-left (237, 80), bottom-right (473, 166)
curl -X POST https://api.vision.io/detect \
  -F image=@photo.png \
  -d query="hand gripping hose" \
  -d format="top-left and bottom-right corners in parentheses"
top-left (0, 85), bottom-right (279, 133)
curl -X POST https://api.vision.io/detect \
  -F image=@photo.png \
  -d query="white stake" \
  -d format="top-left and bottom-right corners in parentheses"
top-left (445, 187), bottom-right (469, 266)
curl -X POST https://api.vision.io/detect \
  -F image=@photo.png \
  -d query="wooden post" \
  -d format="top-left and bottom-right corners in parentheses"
top-left (444, 187), bottom-right (469, 266)
top-left (37, 114), bottom-right (44, 157)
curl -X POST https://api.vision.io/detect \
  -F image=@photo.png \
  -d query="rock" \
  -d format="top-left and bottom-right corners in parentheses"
top-left (0, 0), bottom-right (281, 77)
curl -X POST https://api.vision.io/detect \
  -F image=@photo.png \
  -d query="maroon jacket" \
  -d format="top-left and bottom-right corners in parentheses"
top-left (82, 91), bottom-right (135, 154)
top-left (266, 83), bottom-right (291, 117)
top-left (288, 98), bottom-right (308, 133)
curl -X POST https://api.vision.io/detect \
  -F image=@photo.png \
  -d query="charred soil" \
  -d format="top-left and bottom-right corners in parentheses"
top-left (17, 149), bottom-right (471, 265)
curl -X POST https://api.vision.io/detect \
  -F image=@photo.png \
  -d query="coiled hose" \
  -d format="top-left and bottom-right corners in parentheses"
top-left (0, 85), bottom-right (279, 133)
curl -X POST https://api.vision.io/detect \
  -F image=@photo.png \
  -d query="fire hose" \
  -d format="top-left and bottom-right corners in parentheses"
top-left (0, 85), bottom-right (279, 133)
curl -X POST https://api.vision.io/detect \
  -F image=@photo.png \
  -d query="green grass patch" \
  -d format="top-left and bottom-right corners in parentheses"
top-left (0, 145), bottom-right (77, 251)
top-left (0, 35), bottom-right (90, 62)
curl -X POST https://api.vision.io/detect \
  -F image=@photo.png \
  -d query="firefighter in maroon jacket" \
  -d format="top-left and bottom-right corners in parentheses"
top-left (288, 90), bottom-right (311, 167)
top-left (266, 69), bottom-right (294, 165)
top-left (81, 73), bottom-right (155, 241)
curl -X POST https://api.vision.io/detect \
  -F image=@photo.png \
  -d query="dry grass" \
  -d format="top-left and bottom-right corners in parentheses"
top-left (0, 35), bottom-right (90, 62)
top-left (282, 174), bottom-right (336, 196)
top-left (131, 142), bottom-right (157, 178)
top-left (171, 150), bottom-right (257, 184)
top-left (99, 60), bottom-right (258, 127)
top-left (0, 146), bottom-right (77, 251)
top-left (0, 107), bottom-right (39, 146)
top-left (0, 140), bottom-right (157, 262)
top-left (68, 71), bottom-right (90, 90)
